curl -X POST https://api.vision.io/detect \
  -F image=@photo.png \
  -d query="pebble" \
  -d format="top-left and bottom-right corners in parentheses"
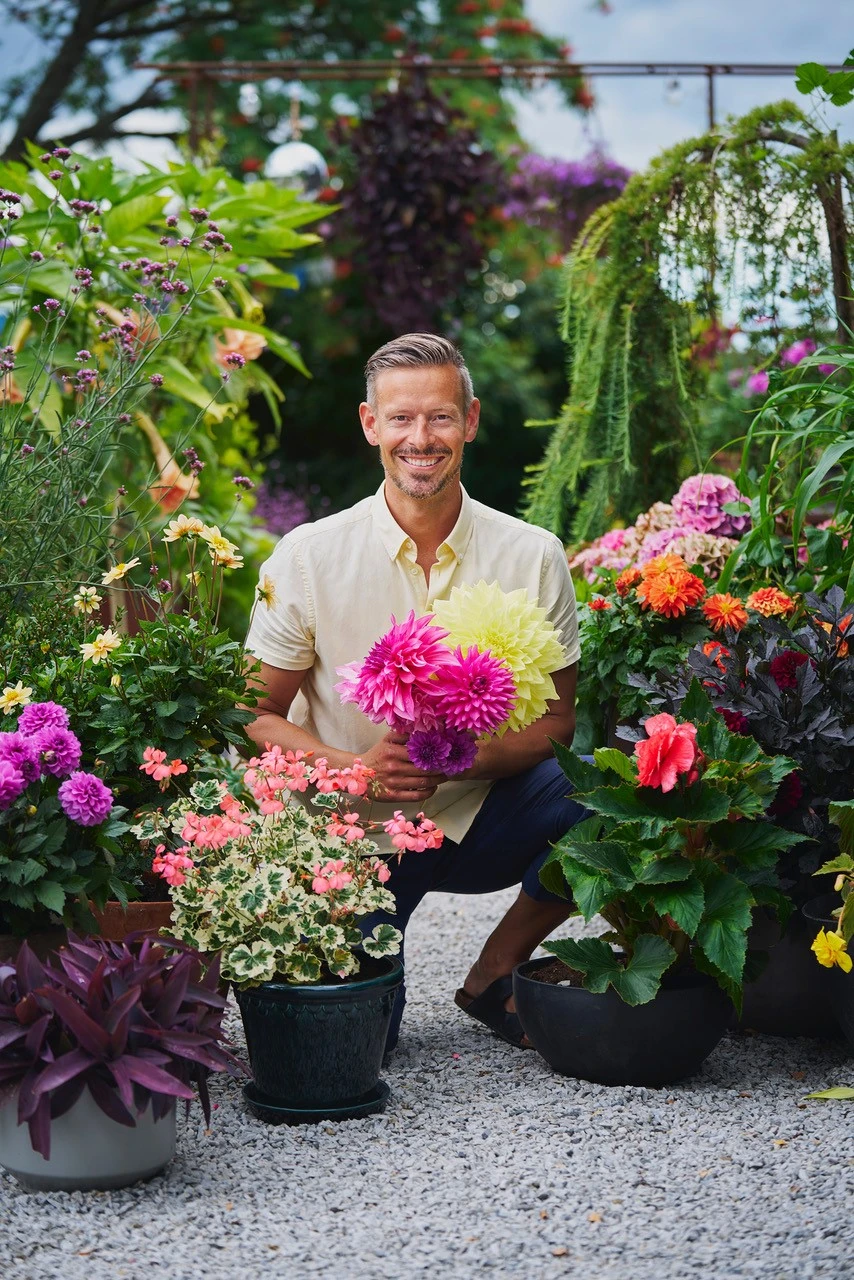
top-left (1, 887), bottom-right (851, 1279)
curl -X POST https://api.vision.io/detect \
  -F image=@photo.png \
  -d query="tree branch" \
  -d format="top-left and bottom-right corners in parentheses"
top-left (98, 11), bottom-right (244, 40)
top-left (54, 81), bottom-right (169, 147)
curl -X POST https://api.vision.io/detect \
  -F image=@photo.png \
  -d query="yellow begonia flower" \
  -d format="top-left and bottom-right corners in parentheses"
top-left (257, 574), bottom-right (277, 610)
top-left (431, 580), bottom-right (566, 735)
top-left (162, 514), bottom-right (205, 543)
top-left (81, 628), bottom-right (122, 665)
top-left (0, 681), bottom-right (33, 715)
top-left (811, 928), bottom-right (853, 973)
top-left (101, 557), bottom-right (141, 586)
top-left (73, 586), bottom-right (102, 614)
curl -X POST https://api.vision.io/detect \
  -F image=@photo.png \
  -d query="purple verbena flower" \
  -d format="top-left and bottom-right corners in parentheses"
top-left (58, 772), bottom-right (113, 826)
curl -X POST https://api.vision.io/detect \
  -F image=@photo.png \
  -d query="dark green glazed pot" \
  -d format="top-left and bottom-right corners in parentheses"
top-left (802, 895), bottom-right (854, 1053)
top-left (235, 955), bottom-right (403, 1108)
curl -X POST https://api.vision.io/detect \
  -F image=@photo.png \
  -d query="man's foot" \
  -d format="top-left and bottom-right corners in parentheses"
top-left (454, 975), bottom-right (532, 1049)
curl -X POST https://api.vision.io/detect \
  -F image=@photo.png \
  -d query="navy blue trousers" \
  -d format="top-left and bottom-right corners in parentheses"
top-left (360, 756), bottom-right (589, 1049)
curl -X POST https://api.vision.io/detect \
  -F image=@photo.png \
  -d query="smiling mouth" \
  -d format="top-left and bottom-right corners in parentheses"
top-left (396, 454), bottom-right (448, 469)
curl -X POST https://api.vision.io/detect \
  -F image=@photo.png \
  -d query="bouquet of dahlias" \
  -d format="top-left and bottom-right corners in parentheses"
top-left (0, 699), bottom-right (129, 931)
top-left (335, 580), bottom-right (566, 776)
top-left (134, 745), bottom-right (441, 985)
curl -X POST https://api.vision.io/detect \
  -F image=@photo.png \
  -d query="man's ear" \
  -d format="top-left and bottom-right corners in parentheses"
top-left (359, 401), bottom-right (379, 447)
top-left (464, 397), bottom-right (481, 444)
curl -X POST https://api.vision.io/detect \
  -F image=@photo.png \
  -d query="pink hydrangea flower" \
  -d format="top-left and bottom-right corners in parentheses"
top-left (671, 473), bottom-right (750, 538)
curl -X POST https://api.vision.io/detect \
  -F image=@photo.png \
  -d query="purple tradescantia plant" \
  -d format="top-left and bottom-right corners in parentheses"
top-left (0, 933), bottom-right (244, 1158)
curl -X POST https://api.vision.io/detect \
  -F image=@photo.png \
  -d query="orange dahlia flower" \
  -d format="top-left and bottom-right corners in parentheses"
top-left (746, 587), bottom-right (796, 618)
top-left (588, 597), bottom-right (613, 611)
top-left (615, 566), bottom-right (642, 597)
top-left (702, 639), bottom-right (731, 672)
top-left (702, 593), bottom-right (749, 633)
top-left (640, 553), bottom-right (688, 580)
top-left (818, 613), bottom-right (852, 658)
top-left (641, 569), bottom-right (706, 618)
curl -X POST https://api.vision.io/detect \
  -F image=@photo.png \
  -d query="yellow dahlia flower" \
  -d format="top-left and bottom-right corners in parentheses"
top-left (431, 580), bottom-right (566, 734)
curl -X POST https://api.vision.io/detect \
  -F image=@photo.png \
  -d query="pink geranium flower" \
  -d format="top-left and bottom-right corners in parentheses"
top-left (634, 713), bottom-right (699, 793)
top-left (338, 611), bottom-right (455, 731)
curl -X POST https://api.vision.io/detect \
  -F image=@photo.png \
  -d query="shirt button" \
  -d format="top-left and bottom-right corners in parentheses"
top-left (410, 568), bottom-right (419, 576)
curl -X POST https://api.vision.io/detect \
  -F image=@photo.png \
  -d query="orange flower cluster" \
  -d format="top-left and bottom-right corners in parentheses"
top-left (819, 613), bottom-right (852, 658)
top-left (702, 639), bottom-right (731, 672)
top-left (702, 593), bottom-right (749, 634)
top-left (635, 555), bottom-right (705, 618)
top-left (615, 566), bottom-right (642, 597)
top-left (588, 597), bottom-right (613, 611)
top-left (746, 587), bottom-right (796, 618)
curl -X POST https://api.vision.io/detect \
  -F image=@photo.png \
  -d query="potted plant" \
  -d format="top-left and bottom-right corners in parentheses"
top-left (513, 680), bottom-right (807, 1087)
top-left (133, 748), bottom-right (422, 1124)
top-left (0, 932), bottom-right (242, 1190)
top-left (0, 699), bottom-right (130, 955)
top-left (805, 799), bottom-right (854, 1051)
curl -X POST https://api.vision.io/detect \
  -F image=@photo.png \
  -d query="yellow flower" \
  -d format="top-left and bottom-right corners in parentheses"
top-left (431, 580), bottom-right (566, 734)
top-left (162, 514), bottom-right (205, 543)
top-left (212, 548), bottom-right (244, 570)
top-left (72, 586), bottom-right (102, 614)
top-left (200, 524), bottom-right (243, 568)
top-left (0, 681), bottom-right (33, 715)
top-left (81, 627), bottom-right (122, 665)
top-left (187, 570), bottom-right (203, 586)
top-left (101, 556), bottom-right (141, 586)
top-left (110, 673), bottom-right (122, 688)
top-left (811, 928), bottom-right (853, 973)
top-left (256, 573), bottom-right (277, 610)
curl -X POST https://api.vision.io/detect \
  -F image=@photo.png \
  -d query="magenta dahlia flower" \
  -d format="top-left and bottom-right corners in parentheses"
top-left (0, 760), bottom-right (27, 809)
top-left (432, 647), bottom-right (516, 736)
top-left (17, 701), bottom-right (70, 736)
top-left (671, 473), bottom-right (750, 538)
top-left (34, 725), bottom-right (82, 777)
top-left (58, 771), bottom-right (113, 826)
top-left (0, 733), bottom-right (40, 785)
top-left (347, 611), bottom-right (455, 731)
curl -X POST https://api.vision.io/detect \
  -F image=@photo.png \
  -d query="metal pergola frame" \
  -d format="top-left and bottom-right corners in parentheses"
top-left (136, 59), bottom-right (849, 147)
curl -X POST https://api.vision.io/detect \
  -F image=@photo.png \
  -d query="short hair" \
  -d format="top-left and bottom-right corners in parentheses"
top-left (364, 333), bottom-right (474, 412)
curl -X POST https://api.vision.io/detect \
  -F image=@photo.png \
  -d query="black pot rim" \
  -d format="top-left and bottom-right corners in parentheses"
top-left (238, 952), bottom-right (403, 998)
top-left (514, 954), bottom-right (722, 996)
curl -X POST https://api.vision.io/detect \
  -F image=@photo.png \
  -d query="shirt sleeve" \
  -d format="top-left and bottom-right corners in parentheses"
top-left (244, 537), bottom-right (316, 670)
top-left (539, 536), bottom-right (581, 666)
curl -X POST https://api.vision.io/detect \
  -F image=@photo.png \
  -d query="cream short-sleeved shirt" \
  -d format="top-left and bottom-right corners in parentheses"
top-left (245, 483), bottom-right (580, 847)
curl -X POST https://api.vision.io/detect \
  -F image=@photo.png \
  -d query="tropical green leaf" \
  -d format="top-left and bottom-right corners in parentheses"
top-left (101, 194), bottom-right (168, 240)
top-left (708, 819), bottom-right (810, 868)
top-left (695, 869), bottom-right (753, 983)
top-left (593, 748), bottom-right (637, 782)
top-left (635, 855), bottom-right (694, 885)
top-left (647, 879), bottom-right (705, 936)
top-left (544, 934), bottom-right (677, 1006)
top-left (550, 740), bottom-right (601, 791)
top-left (678, 677), bottom-right (716, 726)
top-left (158, 356), bottom-right (229, 422)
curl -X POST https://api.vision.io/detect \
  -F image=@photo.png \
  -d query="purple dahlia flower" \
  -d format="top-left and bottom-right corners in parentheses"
top-left (0, 732), bottom-right (40, 784)
top-left (17, 701), bottom-right (70, 736)
top-left (34, 726), bottom-right (82, 778)
top-left (407, 729), bottom-right (453, 773)
top-left (442, 728), bottom-right (479, 776)
top-left (58, 771), bottom-right (113, 826)
top-left (0, 760), bottom-right (27, 809)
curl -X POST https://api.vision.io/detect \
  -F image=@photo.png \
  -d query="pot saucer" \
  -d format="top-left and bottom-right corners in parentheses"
top-left (242, 1079), bottom-right (390, 1125)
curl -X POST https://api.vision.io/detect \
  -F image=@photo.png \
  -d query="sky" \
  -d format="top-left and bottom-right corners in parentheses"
top-left (0, 0), bottom-right (851, 169)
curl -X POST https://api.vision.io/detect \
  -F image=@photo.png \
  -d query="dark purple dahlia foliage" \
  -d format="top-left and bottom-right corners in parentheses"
top-left (0, 934), bottom-right (244, 1158)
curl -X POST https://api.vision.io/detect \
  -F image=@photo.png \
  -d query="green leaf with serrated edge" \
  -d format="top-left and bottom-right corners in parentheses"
top-left (593, 748), bottom-right (637, 782)
top-left (678, 677), bottom-right (716, 726)
top-left (550, 739), bottom-right (602, 789)
top-left (794, 61), bottom-right (829, 93)
top-left (555, 854), bottom-right (618, 919)
top-left (545, 935), bottom-right (677, 1006)
top-left (579, 781), bottom-right (731, 829)
top-left (829, 801), bottom-right (854, 858)
top-left (538, 847), bottom-right (571, 899)
top-left (805, 1088), bottom-right (854, 1101)
top-left (692, 947), bottom-right (742, 1016)
top-left (708, 820), bottom-right (809, 868)
top-left (552, 834), bottom-right (636, 881)
top-left (695, 869), bottom-right (752, 984)
top-left (839, 896), bottom-right (854, 944)
top-left (33, 880), bottom-right (66, 915)
top-left (816, 854), bottom-right (854, 876)
top-left (647, 880), bottom-right (705, 937)
top-left (636, 856), bottom-right (694, 885)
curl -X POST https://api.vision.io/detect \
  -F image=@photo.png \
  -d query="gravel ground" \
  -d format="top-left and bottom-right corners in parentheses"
top-left (3, 887), bottom-right (853, 1280)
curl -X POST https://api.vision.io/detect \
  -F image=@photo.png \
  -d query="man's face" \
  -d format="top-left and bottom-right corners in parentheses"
top-left (359, 364), bottom-right (480, 501)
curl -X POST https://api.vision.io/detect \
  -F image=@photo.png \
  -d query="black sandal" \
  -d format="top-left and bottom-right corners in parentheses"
top-left (454, 975), bottom-right (531, 1049)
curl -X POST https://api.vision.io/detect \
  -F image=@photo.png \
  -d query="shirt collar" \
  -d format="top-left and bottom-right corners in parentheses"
top-left (371, 482), bottom-right (474, 563)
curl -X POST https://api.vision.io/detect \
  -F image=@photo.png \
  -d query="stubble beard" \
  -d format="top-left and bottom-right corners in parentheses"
top-left (385, 448), bottom-right (463, 501)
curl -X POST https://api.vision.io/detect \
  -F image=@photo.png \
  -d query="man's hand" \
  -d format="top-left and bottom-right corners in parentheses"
top-left (361, 731), bottom-right (445, 804)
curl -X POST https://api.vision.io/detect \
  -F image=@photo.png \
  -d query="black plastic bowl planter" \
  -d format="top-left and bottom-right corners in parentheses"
top-left (235, 955), bottom-right (403, 1123)
top-left (802, 895), bottom-right (854, 1053)
top-left (513, 958), bottom-right (733, 1087)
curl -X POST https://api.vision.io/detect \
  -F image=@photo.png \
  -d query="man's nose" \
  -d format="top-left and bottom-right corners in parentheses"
top-left (408, 416), bottom-right (432, 444)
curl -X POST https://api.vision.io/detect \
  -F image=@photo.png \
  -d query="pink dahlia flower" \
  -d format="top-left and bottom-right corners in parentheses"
top-left (17, 701), bottom-right (70, 736)
top-left (33, 726), bottom-right (82, 778)
top-left (671, 473), bottom-right (750, 538)
top-left (0, 733), bottom-right (40, 785)
top-left (0, 760), bottom-right (27, 809)
top-left (58, 771), bottom-right (113, 826)
top-left (432, 647), bottom-right (516, 736)
top-left (344, 611), bottom-right (455, 731)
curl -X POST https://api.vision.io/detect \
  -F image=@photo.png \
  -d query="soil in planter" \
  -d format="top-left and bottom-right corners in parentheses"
top-left (528, 958), bottom-right (586, 987)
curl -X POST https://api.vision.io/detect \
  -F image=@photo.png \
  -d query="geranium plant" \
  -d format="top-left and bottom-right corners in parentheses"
top-left (337, 579), bottom-right (566, 774)
top-left (0, 933), bottom-right (242, 1158)
top-left (0, 700), bottom-right (129, 932)
top-left (132, 748), bottom-right (442, 988)
top-left (539, 680), bottom-right (807, 1008)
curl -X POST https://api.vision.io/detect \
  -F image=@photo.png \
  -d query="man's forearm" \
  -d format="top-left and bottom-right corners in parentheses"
top-left (247, 711), bottom-right (357, 770)
top-left (461, 712), bottom-right (576, 782)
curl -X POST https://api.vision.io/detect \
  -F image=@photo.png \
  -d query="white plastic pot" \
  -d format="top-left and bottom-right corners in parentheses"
top-left (0, 1089), bottom-right (176, 1191)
